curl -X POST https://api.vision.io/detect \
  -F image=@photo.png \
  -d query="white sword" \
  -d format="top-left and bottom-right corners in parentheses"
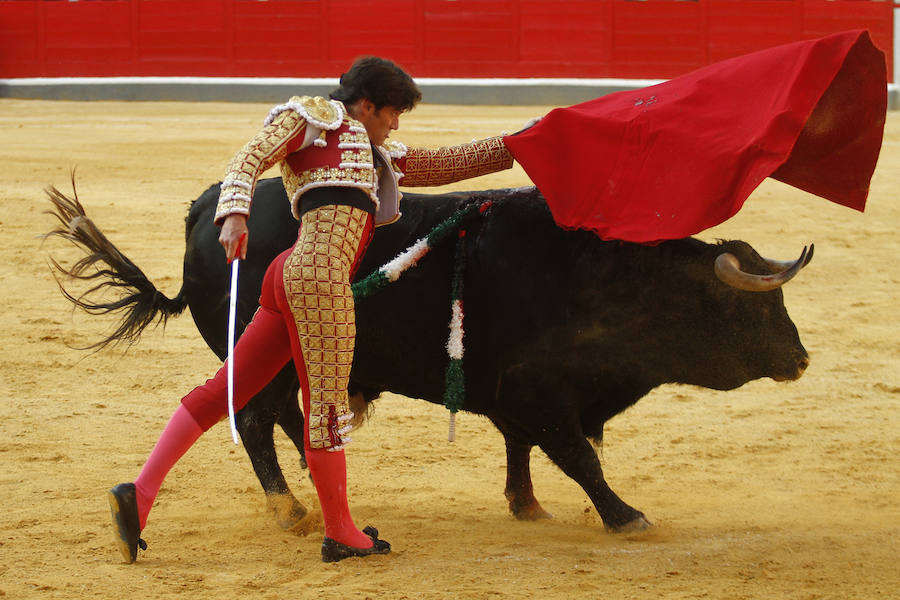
top-left (226, 255), bottom-right (241, 445)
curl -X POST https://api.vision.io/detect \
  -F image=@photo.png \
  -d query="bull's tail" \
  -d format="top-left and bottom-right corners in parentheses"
top-left (42, 180), bottom-right (188, 350)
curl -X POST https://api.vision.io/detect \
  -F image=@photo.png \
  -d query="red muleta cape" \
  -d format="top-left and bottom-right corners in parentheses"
top-left (503, 30), bottom-right (887, 243)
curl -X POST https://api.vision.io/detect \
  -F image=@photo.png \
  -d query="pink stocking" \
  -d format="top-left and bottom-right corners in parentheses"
top-left (305, 448), bottom-right (372, 548)
top-left (133, 404), bottom-right (203, 529)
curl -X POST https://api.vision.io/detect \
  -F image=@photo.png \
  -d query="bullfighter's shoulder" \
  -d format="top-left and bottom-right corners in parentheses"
top-left (264, 96), bottom-right (345, 130)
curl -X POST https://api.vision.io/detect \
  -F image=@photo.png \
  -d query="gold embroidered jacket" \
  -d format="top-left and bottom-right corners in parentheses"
top-left (216, 96), bottom-right (514, 226)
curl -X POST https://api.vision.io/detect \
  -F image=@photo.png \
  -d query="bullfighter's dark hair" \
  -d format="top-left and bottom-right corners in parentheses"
top-left (330, 56), bottom-right (422, 112)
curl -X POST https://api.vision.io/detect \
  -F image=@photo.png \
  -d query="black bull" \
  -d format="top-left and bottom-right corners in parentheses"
top-left (46, 179), bottom-right (812, 534)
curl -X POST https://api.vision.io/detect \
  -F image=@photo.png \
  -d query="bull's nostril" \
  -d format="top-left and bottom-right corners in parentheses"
top-left (797, 355), bottom-right (810, 372)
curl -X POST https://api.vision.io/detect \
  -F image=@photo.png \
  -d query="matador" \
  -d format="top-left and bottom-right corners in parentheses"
top-left (108, 56), bottom-right (515, 564)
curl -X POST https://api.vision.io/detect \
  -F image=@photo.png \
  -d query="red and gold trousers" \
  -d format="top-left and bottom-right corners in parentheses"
top-left (181, 203), bottom-right (373, 450)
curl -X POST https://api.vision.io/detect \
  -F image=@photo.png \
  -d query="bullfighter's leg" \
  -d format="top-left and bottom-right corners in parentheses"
top-left (537, 435), bottom-right (651, 533)
top-left (108, 254), bottom-right (312, 563)
top-left (139, 302), bottom-right (294, 519)
top-left (280, 204), bottom-right (389, 561)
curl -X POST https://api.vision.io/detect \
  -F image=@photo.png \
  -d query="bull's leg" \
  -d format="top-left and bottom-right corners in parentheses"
top-left (236, 365), bottom-right (310, 531)
top-left (491, 375), bottom-right (555, 520)
top-left (503, 436), bottom-right (552, 520)
top-left (274, 369), bottom-right (307, 471)
top-left (537, 436), bottom-right (651, 533)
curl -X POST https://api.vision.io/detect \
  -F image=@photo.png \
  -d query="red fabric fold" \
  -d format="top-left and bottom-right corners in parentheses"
top-left (503, 30), bottom-right (887, 243)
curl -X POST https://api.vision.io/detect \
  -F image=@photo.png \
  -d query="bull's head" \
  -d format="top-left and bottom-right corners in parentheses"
top-left (709, 243), bottom-right (814, 384)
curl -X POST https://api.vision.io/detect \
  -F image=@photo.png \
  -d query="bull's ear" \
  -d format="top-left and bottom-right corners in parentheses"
top-left (715, 245), bottom-right (812, 292)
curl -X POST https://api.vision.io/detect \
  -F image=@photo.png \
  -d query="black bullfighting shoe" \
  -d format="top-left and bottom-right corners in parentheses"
top-left (321, 526), bottom-right (391, 563)
top-left (107, 482), bottom-right (147, 563)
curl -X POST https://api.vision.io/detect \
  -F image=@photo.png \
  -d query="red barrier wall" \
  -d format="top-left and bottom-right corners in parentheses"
top-left (0, 0), bottom-right (894, 82)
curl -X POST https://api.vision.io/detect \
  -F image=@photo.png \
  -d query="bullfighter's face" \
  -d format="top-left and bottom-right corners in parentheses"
top-left (349, 99), bottom-right (402, 146)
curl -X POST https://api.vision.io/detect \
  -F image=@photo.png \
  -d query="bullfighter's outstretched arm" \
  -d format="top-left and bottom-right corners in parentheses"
top-left (392, 137), bottom-right (514, 187)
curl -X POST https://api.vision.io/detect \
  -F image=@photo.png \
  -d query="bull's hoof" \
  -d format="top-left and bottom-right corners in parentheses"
top-left (289, 510), bottom-right (323, 536)
top-left (605, 515), bottom-right (653, 534)
top-left (510, 500), bottom-right (553, 521)
top-left (507, 490), bottom-right (553, 521)
top-left (265, 492), bottom-right (317, 533)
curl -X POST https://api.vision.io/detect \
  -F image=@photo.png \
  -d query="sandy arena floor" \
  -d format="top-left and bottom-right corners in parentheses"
top-left (0, 99), bottom-right (898, 599)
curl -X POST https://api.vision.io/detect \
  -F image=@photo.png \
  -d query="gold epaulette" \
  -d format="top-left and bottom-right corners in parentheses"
top-left (266, 96), bottom-right (344, 131)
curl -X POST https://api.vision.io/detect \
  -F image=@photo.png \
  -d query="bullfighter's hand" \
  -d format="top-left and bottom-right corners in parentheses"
top-left (219, 214), bottom-right (249, 262)
top-left (510, 116), bottom-right (542, 136)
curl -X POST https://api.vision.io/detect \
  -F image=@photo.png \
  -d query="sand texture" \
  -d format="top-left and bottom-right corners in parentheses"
top-left (1, 99), bottom-right (897, 599)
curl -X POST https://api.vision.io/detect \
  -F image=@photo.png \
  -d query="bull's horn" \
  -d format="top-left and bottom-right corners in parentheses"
top-left (762, 244), bottom-right (815, 273)
top-left (715, 244), bottom-right (814, 292)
